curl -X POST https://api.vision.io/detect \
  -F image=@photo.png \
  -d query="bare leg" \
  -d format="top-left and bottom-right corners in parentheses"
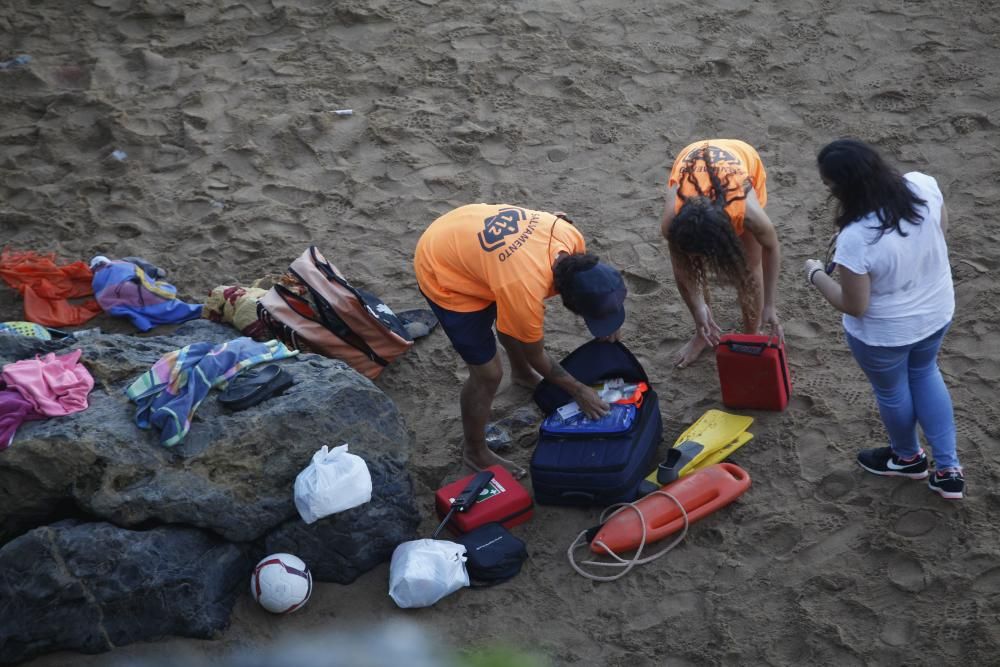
top-left (460, 352), bottom-right (526, 478)
top-left (740, 232), bottom-right (764, 333)
top-left (673, 283), bottom-right (713, 368)
top-left (498, 331), bottom-right (543, 389)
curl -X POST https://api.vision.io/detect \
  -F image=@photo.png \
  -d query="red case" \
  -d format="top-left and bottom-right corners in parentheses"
top-left (715, 334), bottom-right (792, 411)
top-left (434, 465), bottom-right (534, 535)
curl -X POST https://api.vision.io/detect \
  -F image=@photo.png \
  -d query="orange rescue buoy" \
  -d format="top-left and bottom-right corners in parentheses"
top-left (589, 462), bottom-right (751, 555)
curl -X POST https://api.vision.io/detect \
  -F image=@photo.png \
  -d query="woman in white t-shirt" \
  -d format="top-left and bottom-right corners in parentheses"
top-left (804, 138), bottom-right (962, 499)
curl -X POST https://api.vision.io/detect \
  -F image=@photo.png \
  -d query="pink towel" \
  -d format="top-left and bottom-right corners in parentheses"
top-left (1, 349), bottom-right (94, 416)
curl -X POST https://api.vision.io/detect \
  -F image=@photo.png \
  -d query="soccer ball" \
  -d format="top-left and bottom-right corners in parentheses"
top-left (250, 553), bottom-right (313, 614)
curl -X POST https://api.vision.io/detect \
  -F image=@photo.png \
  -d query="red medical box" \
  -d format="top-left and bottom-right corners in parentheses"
top-left (434, 465), bottom-right (534, 535)
top-left (716, 334), bottom-right (792, 411)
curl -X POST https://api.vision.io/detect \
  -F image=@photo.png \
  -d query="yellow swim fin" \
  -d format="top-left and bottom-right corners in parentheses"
top-left (645, 410), bottom-right (754, 485)
top-left (699, 430), bottom-right (753, 468)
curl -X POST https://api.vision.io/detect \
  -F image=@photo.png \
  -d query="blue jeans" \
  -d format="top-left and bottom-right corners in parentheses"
top-left (845, 323), bottom-right (959, 470)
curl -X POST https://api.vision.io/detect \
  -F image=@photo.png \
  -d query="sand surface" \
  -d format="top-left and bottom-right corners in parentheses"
top-left (3, 0), bottom-right (1000, 664)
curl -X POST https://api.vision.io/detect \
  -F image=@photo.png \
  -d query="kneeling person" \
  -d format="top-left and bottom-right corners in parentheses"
top-left (415, 204), bottom-right (628, 478)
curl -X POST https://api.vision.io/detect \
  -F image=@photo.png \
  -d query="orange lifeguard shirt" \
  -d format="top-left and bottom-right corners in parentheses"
top-left (414, 204), bottom-right (586, 343)
top-left (668, 139), bottom-right (768, 235)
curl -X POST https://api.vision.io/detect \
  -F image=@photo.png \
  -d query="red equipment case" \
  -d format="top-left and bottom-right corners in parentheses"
top-left (715, 334), bottom-right (792, 411)
top-left (435, 465), bottom-right (534, 535)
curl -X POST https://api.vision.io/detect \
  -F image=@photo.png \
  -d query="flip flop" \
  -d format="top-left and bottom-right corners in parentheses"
top-left (218, 365), bottom-right (294, 411)
top-left (396, 308), bottom-right (439, 340)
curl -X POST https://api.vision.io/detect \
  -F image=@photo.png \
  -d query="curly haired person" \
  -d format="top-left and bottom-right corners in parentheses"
top-left (660, 139), bottom-right (783, 368)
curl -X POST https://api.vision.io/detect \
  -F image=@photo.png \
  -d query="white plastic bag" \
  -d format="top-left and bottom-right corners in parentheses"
top-left (388, 539), bottom-right (469, 609)
top-left (293, 444), bottom-right (373, 524)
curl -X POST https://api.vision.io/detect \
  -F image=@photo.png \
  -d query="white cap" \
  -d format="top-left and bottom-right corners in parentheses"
top-left (89, 255), bottom-right (111, 269)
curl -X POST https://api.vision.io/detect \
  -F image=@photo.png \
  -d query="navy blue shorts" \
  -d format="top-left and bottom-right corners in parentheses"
top-left (422, 294), bottom-right (498, 366)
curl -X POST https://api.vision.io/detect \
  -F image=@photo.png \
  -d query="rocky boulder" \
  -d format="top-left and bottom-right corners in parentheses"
top-left (0, 320), bottom-right (416, 546)
top-left (0, 520), bottom-right (251, 665)
top-left (265, 455), bottom-right (419, 584)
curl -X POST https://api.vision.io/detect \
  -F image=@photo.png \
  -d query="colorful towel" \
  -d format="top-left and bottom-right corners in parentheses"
top-left (91, 258), bottom-right (203, 332)
top-left (125, 338), bottom-right (297, 447)
top-left (0, 389), bottom-right (44, 450)
top-left (1, 348), bottom-right (94, 416)
top-left (203, 285), bottom-right (269, 339)
top-left (0, 248), bottom-right (102, 327)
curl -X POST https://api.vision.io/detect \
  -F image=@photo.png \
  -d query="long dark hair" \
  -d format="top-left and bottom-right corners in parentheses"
top-left (817, 138), bottom-right (926, 237)
top-left (666, 145), bottom-right (749, 289)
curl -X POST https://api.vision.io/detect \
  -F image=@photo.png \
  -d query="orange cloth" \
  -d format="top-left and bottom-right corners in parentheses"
top-left (668, 139), bottom-right (768, 235)
top-left (414, 204), bottom-right (586, 343)
top-left (0, 249), bottom-right (102, 327)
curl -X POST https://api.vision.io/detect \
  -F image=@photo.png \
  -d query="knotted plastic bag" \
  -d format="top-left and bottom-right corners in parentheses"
top-left (293, 444), bottom-right (373, 524)
top-left (388, 539), bottom-right (469, 608)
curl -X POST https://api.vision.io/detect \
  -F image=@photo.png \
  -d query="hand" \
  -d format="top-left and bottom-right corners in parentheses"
top-left (572, 384), bottom-right (610, 420)
top-left (761, 304), bottom-right (784, 343)
top-left (693, 303), bottom-right (722, 348)
top-left (804, 259), bottom-right (825, 285)
top-left (596, 328), bottom-right (621, 343)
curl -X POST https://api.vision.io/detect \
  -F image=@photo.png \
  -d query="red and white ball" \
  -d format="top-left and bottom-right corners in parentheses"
top-left (250, 553), bottom-right (313, 614)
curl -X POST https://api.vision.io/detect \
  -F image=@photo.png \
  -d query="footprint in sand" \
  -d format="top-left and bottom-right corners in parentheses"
top-left (880, 617), bottom-right (918, 647)
top-left (887, 554), bottom-right (927, 592)
top-left (623, 271), bottom-right (660, 296)
top-left (971, 567), bottom-right (1000, 595)
top-left (262, 184), bottom-right (317, 207)
top-left (761, 520), bottom-right (802, 556)
top-left (893, 509), bottom-right (940, 538)
top-left (796, 428), bottom-right (833, 481)
top-left (783, 319), bottom-right (825, 340)
top-left (816, 469), bottom-right (854, 500)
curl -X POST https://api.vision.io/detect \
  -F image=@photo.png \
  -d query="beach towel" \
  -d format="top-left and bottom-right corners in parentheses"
top-left (1, 348), bottom-right (94, 416)
top-left (125, 337), bottom-right (297, 447)
top-left (0, 389), bottom-right (43, 450)
top-left (203, 285), bottom-right (269, 339)
top-left (91, 257), bottom-right (203, 332)
top-left (0, 248), bottom-right (102, 327)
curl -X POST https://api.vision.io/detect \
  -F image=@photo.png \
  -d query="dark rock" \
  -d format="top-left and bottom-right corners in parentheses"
top-left (0, 320), bottom-right (421, 663)
top-left (0, 520), bottom-right (251, 665)
top-left (0, 320), bottom-right (416, 546)
top-left (264, 457), bottom-right (420, 584)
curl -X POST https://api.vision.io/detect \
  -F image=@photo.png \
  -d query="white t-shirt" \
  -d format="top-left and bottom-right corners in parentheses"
top-left (833, 172), bottom-right (954, 346)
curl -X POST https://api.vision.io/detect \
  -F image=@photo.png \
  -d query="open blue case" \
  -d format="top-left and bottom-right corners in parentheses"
top-left (539, 403), bottom-right (637, 436)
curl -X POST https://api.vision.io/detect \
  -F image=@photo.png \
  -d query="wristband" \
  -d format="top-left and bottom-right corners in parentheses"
top-left (808, 267), bottom-right (823, 286)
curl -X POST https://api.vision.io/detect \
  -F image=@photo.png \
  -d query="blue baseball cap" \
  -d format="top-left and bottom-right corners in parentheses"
top-left (566, 262), bottom-right (628, 338)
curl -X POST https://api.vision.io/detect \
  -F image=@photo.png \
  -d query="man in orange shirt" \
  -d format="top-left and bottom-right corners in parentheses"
top-left (661, 139), bottom-right (783, 368)
top-left (415, 204), bottom-right (628, 478)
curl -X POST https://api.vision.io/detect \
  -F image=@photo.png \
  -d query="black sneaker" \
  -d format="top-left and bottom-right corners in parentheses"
top-left (857, 447), bottom-right (929, 479)
top-left (928, 469), bottom-right (965, 500)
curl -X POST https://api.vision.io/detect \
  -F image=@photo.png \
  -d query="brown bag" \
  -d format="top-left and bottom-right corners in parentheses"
top-left (258, 247), bottom-right (413, 379)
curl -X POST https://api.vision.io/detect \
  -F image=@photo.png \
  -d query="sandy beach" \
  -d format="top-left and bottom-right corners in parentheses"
top-left (3, 0), bottom-right (1000, 664)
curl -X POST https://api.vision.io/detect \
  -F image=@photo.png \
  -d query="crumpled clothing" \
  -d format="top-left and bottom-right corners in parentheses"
top-left (0, 388), bottom-right (44, 450)
top-left (203, 285), bottom-right (269, 339)
top-left (0, 248), bottom-right (102, 327)
top-left (91, 257), bottom-right (203, 332)
top-left (125, 337), bottom-right (297, 447)
top-left (1, 348), bottom-right (94, 416)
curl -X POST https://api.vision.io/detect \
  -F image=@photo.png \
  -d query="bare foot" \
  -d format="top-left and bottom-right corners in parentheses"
top-left (511, 369), bottom-right (543, 390)
top-left (673, 335), bottom-right (709, 369)
top-left (463, 448), bottom-right (527, 479)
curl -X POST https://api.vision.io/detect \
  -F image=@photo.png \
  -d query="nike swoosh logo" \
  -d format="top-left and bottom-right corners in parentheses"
top-left (887, 458), bottom-right (917, 470)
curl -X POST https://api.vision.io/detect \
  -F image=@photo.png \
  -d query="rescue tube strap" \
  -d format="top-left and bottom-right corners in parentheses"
top-left (566, 490), bottom-right (690, 581)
